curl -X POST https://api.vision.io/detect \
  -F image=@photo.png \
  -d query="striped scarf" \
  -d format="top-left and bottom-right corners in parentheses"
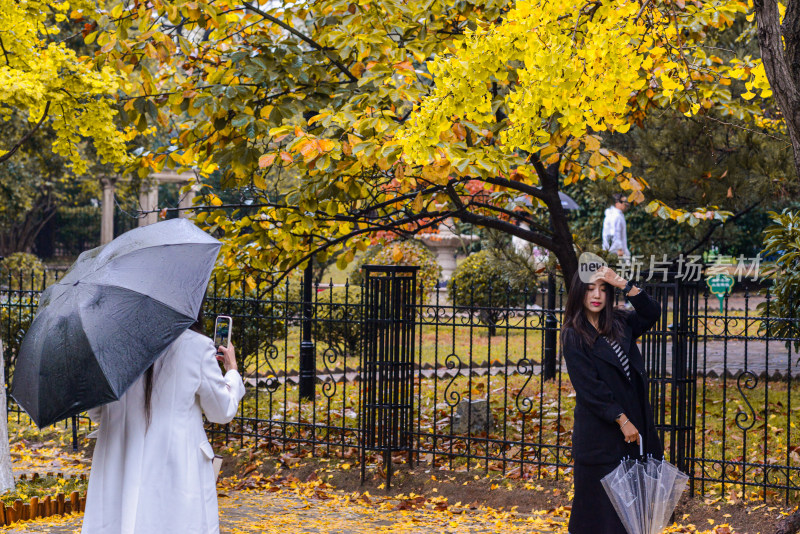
top-left (603, 336), bottom-right (631, 379)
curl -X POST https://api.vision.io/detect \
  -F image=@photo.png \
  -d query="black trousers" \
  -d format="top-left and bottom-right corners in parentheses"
top-left (568, 462), bottom-right (627, 534)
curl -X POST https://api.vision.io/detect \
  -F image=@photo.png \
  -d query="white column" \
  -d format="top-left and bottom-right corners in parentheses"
top-left (178, 182), bottom-right (200, 218)
top-left (138, 184), bottom-right (159, 227)
top-left (436, 245), bottom-right (459, 282)
top-left (100, 178), bottom-right (116, 245)
top-left (0, 339), bottom-right (14, 493)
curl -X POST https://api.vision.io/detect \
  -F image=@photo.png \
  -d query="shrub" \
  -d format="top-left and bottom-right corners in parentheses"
top-left (448, 249), bottom-right (527, 336)
top-left (0, 253), bottom-right (45, 290)
top-left (0, 254), bottom-right (45, 382)
top-left (347, 245), bottom-right (382, 287)
top-left (757, 210), bottom-right (800, 350)
top-left (312, 286), bottom-right (363, 360)
top-left (0, 298), bottom-right (35, 385)
top-left (350, 240), bottom-right (441, 301)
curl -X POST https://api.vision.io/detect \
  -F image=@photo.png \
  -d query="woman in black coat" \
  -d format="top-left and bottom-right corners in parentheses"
top-left (561, 266), bottom-right (663, 534)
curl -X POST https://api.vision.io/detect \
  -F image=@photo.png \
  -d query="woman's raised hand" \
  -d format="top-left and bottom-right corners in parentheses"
top-left (591, 266), bottom-right (627, 290)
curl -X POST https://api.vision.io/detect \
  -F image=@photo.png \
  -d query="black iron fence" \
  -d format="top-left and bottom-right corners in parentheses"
top-left (2, 268), bottom-right (799, 502)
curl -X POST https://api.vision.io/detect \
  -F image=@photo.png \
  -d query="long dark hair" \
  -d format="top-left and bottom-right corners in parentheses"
top-left (144, 302), bottom-right (206, 428)
top-left (561, 270), bottom-right (626, 350)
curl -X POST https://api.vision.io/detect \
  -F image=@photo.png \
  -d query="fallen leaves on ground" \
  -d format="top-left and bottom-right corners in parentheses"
top-left (0, 418), bottom-right (750, 533)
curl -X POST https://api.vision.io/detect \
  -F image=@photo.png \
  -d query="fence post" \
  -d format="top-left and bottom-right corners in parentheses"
top-left (71, 416), bottom-right (78, 452)
top-left (299, 260), bottom-right (316, 401)
top-left (543, 273), bottom-right (558, 381)
top-left (670, 277), bottom-right (697, 479)
top-left (359, 265), bottom-right (418, 488)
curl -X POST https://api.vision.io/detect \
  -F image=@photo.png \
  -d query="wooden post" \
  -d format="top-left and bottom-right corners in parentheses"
top-left (64, 502), bottom-right (72, 514)
top-left (21, 503), bottom-right (30, 521)
top-left (6, 505), bottom-right (15, 524)
top-left (70, 491), bottom-right (80, 513)
top-left (44, 495), bottom-right (52, 516)
top-left (80, 496), bottom-right (86, 512)
top-left (29, 496), bottom-right (38, 519)
top-left (13, 500), bottom-right (22, 521)
top-left (56, 493), bottom-right (65, 515)
top-left (0, 503), bottom-right (6, 525)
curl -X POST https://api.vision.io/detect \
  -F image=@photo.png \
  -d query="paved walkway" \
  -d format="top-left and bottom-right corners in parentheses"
top-left (3, 487), bottom-right (570, 533)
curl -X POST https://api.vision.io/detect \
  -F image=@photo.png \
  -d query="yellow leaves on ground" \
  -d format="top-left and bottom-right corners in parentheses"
top-left (0, 418), bottom-right (751, 534)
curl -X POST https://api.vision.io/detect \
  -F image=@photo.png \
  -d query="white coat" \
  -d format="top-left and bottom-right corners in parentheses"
top-left (81, 329), bottom-right (245, 534)
top-left (602, 205), bottom-right (630, 257)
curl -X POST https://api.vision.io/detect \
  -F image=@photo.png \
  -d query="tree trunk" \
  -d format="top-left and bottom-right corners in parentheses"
top-left (776, 513), bottom-right (800, 534)
top-left (755, 0), bottom-right (800, 177)
top-left (540, 162), bottom-right (578, 290)
top-left (754, 7), bottom-right (800, 532)
top-left (0, 340), bottom-right (15, 493)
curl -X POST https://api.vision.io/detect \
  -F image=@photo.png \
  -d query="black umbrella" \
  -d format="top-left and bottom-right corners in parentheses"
top-left (11, 218), bottom-right (221, 428)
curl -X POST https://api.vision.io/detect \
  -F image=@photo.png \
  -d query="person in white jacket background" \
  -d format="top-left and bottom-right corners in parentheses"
top-left (81, 318), bottom-right (245, 534)
top-left (602, 193), bottom-right (631, 258)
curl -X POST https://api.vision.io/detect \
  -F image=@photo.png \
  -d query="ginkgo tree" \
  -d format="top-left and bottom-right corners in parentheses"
top-left (92, 0), bottom-right (773, 287)
top-left (0, 0), bottom-right (131, 173)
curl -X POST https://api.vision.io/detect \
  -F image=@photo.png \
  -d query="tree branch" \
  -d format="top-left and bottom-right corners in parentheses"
top-left (444, 183), bottom-right (559, 251)
top-left (676, 201), bottom-right (762, 259)
top-left (0, 102), bottom-right (51, 165)
top-left (481, 175), bottom-right (548, 201)
top-left (0, 37), bottom-right (10, 66)
top-left (256, 212), bottom-right (451, 293)
top-left (633, 0), bottom-right (653, 25)
top-left (466, 200), bottom-right (552, 236)
top-left (241, 2), bottom-right (358, 83)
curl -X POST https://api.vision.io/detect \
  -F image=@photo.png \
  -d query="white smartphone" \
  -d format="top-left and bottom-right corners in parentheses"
top-left (213, 315), bottom-right (233, 350)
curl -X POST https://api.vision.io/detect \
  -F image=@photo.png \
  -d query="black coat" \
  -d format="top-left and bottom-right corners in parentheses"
top-left (562, 289), bottom-right (664, 466)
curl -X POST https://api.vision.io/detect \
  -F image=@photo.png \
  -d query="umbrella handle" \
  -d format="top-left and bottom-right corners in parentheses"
top-left (639, 437), bottom-right (644, 457)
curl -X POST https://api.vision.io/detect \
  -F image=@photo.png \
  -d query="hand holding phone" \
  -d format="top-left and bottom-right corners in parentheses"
top-left (213, 316), bottom-right (237, 373)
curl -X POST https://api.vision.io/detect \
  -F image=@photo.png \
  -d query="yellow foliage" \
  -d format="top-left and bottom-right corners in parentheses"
top-left (0, 1), bottom-right (131, 173)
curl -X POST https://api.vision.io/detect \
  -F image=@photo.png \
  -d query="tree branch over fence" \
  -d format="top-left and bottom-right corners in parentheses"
top-left (0, 102), bottom-right (51, 165)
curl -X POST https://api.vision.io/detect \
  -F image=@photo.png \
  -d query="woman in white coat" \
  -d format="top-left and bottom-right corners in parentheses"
top-left (81, 322), bottom-right (245, 534)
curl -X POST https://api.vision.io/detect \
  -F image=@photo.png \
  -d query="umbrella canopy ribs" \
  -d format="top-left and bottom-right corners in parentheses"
top-left (11, 219), bottom-right (221, 428)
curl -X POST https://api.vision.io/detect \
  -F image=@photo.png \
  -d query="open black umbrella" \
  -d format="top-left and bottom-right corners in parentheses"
top-left (11, 218), bottom-right (221, 428)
